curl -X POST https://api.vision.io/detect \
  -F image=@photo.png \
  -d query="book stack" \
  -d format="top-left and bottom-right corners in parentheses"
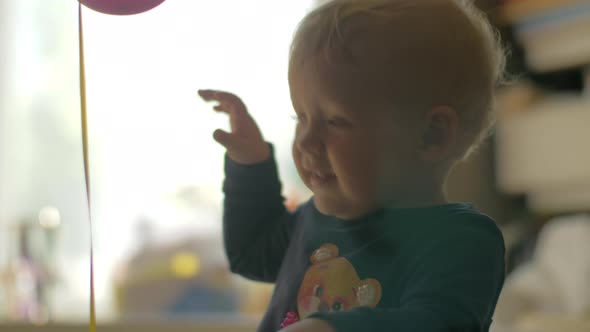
top-left (500, 0), bottom-right (590, 73)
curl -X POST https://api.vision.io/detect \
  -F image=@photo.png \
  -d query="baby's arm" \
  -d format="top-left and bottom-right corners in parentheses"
top-left (200, 90), bottom-right (296, 282)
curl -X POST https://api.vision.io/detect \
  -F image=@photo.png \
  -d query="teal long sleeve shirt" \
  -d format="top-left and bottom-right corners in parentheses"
top-left (222, 148), bottom-right (505, 332)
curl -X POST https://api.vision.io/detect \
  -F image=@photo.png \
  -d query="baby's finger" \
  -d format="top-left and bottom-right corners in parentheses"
top-left (198, 90), bottom-right (228, 105)
top-left (212, 129), bottom-right (238, 150)
top-left (200, 90), bottom-right (245, 108)
top-left (214, 105), bottom-right (228, 113)
top-left (213, 99), bottom-right (246, 117)
top-left (213, 102), bottom-right (239, 117)
top-left (198, 89), bottom-right (221, 101)
top-left (198, 89), bottom-right (235, 102)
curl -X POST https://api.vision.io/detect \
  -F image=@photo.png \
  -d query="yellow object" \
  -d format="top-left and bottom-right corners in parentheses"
top-left (171, 252), bottom-right (201, 279)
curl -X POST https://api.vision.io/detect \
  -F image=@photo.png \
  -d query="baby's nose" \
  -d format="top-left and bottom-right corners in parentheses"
top-left (295, 126), bottom-right (323, 156)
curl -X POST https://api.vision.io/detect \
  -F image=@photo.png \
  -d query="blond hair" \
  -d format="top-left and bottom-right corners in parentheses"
top-left (290, 0), bottom-right (507, 161)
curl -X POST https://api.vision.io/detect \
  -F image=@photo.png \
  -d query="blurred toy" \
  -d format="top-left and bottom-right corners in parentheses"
top-left (113, 234), bottom-right (239, 318)
top-left (493, 214), bottom-right (590, 328)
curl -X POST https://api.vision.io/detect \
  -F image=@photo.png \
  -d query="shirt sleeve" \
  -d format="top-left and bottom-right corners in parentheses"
top-left (222, 144), bottom-right (298, 283)
top-left (309, 219), bottom-right (506, 332)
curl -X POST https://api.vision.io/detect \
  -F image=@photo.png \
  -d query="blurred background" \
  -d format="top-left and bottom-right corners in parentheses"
top-left (0, 0), bottom-right (589, 331)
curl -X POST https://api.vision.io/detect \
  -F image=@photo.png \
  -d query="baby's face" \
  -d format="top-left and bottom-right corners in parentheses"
top-left (289, 61), bottom-right (425, 219)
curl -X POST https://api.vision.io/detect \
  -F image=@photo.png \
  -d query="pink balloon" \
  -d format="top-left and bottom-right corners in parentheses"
top-left (79, 0), bottom-right (167, 15)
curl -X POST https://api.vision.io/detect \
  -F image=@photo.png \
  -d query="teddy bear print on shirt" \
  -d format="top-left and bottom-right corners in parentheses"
top-left (281, 243), bottom-right (382, 328)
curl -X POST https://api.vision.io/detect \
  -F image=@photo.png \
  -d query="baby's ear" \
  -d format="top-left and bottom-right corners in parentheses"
top-left (419, 106), bottom-right (458, 162)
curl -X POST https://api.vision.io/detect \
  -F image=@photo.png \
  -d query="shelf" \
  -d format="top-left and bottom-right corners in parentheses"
top-left (518, 18), bottom-right (590, 72)
top-left (495, 96), bottom-right (590, 212)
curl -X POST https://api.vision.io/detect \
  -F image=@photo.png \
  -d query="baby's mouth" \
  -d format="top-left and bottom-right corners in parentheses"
top-left (307, 169), bottom-right (337, 187)
top-left (311, 170), bottom-right (334, 179)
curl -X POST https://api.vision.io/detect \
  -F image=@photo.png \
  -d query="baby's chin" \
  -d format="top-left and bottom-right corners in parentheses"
top-left (312, 195), bottom-right (371, 221)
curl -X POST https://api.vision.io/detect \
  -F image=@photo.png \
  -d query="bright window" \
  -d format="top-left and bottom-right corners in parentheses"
top-left (0, 0), bottom-right (313, 324)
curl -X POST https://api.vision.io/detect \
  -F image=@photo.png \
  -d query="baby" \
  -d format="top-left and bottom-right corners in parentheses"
top-left (199, 0), bottom-right (507, 331)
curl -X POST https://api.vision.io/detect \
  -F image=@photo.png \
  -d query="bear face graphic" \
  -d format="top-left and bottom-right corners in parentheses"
top-left (297, 243), bottom-right (382, 319)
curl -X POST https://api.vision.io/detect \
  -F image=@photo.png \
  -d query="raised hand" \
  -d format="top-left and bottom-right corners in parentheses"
top-left (199, 89), bottom-right (270, 164)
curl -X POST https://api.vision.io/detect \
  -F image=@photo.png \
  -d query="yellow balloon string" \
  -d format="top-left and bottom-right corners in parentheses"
top-left (77, 3), bottom-right (97, 332)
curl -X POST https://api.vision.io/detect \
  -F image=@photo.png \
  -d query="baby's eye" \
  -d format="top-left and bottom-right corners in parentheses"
top-left (327, 117), bottom-right (350, 127)
top-left (291, 113), bottom-right (304, 121)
